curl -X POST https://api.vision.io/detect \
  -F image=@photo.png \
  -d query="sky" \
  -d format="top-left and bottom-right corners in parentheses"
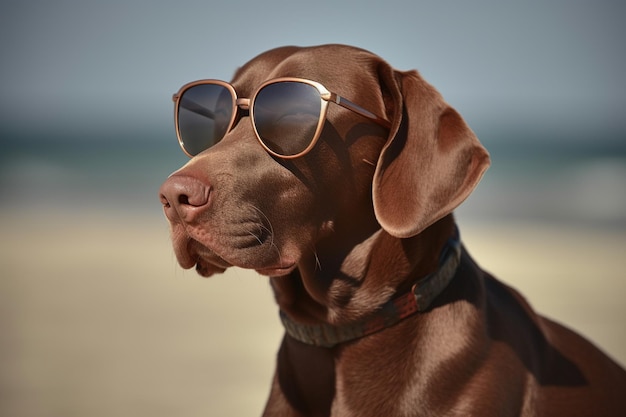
top-left (0, 0), bottom-right (625, 141)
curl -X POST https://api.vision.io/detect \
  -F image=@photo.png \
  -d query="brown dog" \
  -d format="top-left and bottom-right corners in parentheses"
top-left (159, 44), bottom-right (626, 416)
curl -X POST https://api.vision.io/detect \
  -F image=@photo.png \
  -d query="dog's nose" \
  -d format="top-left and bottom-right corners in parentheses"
top-left (159, 175), bottom-right (211, 223)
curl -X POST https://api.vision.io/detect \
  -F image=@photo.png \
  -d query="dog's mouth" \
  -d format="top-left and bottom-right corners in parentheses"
top-left (188, 240), bottom-right (232, 277)
top-left (172, 227), bottom-right (298, 278)
top-left (191, 240), bottom-right (297, 278)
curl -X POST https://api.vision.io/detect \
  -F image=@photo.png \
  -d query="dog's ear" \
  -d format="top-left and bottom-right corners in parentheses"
top-left (372, 66), bottom-right (490, 238)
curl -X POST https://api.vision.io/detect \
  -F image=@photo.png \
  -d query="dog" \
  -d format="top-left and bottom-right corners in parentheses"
top-left (159, 44), bottom-right (626, 416)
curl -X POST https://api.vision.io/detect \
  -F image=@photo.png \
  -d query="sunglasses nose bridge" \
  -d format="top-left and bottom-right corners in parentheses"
top-left (236, 98), bottom-right (251, 110)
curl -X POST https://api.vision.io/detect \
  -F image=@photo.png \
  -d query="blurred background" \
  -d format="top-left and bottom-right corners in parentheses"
top-left (1, 1), bottom-right (624, 416)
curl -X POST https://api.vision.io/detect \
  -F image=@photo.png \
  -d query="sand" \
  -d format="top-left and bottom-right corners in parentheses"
top-left (1, 207), bottom-right (624, 416)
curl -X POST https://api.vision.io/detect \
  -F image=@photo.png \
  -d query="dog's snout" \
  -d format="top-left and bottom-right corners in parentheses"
top-left (159, 175), bottom-right (211, 223)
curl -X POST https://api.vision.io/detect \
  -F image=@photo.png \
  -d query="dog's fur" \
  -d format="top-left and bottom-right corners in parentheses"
top-left (160, 44), bottom-right (626, 416)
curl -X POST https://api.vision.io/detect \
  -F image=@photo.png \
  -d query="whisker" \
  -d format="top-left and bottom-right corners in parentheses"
top-left (250, 204), bottom-right (284, 264)
top-left (248, 231), bottom-right (264, 245)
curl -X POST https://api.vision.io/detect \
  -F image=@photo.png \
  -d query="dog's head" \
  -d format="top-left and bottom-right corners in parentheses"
top-left (159, 44), bottom-right (490, 278)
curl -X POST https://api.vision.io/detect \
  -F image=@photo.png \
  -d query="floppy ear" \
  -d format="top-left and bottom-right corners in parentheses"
top-left (372, 67), bottom-right (490, 238)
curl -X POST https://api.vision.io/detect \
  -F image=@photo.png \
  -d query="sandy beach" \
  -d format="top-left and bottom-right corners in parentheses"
top-left (1, 207), bottom-right (625, 416)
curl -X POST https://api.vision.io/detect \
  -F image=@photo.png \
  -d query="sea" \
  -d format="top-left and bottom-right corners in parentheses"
top-left (1, 126), bottom-right (625, 230)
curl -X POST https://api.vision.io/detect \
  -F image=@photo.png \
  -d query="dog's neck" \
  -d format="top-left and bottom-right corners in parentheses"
top-left (270, 215), bottom-right (458, 344)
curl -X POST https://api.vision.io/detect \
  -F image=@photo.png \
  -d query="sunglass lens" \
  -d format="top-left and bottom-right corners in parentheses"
top-left (177, 84), bottom-right (234, 156)
top-left (253, 82), bottom-right (322, 157)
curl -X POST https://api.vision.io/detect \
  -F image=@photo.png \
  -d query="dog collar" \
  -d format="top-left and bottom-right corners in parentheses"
top-left (279, 232), bottom-right (462, 348)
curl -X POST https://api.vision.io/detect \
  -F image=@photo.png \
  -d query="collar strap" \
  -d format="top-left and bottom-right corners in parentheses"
top-left (279, 233), bottom-right (462, 348)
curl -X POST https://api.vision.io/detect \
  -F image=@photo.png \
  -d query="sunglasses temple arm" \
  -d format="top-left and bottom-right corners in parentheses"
top-left (178, 97), bottom-right (217, 120)
top-left (332, 94), bottom-right (391, 129)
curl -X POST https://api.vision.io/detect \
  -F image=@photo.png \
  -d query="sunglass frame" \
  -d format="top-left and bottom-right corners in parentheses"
top-left (173, 77), bottom-right (391, 159)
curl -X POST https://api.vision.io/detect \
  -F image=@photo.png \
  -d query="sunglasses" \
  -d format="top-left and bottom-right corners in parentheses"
top-left (172, 77), bottom-right (391, 159)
